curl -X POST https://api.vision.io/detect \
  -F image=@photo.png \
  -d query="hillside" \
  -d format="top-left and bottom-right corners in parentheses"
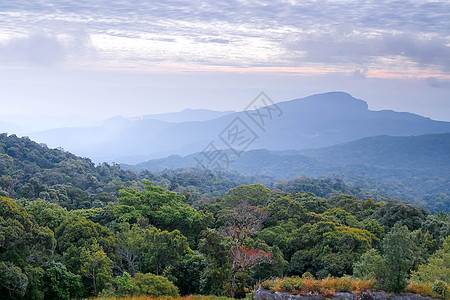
top-left (0, 134), bottom-right (448, 300)
top-left (26, 92), bottom-right (450, 163)
top-left (0, 133), bottom-right (142, 209)
top-left (126, 133), bottom-right (450, 212)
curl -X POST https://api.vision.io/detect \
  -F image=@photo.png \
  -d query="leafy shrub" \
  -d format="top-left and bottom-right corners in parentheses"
top-left (407, 281), bottom-right (433, 298)
top-left (131, 273), bottom-right (179, 297)
top-left (432, 280), bottom-right (449, 299)
top-left (260, 276), bottom-right (376, 295)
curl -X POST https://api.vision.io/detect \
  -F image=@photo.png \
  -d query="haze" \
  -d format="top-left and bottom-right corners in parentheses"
top-left (0, 0), bottom-right (449, 133)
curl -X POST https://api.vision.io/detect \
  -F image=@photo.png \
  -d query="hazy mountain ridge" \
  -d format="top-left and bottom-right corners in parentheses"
top-left (124, 133), bottom-right (450, 212)
top-left (23, 92), bottom-right (450, 164)
top-left (127, 133), bottom-right (450, 176)
top-left (138, 108), bottom-right (236, 123)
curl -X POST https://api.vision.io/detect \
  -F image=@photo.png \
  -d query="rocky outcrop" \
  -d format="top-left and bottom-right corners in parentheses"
top-left (254, 288), bottom-right (441, 300)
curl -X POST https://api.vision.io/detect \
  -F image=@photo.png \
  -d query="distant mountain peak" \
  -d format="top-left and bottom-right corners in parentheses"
top-left (26, 92), bottom-right (450, 164)
top-left (276, 91), bottom-right (368, 115)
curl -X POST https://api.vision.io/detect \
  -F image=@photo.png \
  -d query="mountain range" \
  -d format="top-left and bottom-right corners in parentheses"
top-left (17, 92), bottom-right (450, 164)
top-left (123, 133), bottom-right (450, 212)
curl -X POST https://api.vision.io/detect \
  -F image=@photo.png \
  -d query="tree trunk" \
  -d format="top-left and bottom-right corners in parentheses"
top-left (92, 268), bottom-right (97, 296)
top-left (231, 270), bottom-right (236, 298)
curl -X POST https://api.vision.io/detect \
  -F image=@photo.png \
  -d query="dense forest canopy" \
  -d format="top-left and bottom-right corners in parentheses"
top-left (0, 133), bottom-right (448, 299)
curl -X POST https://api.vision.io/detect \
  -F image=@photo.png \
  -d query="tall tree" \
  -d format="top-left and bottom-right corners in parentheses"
top-left (220, 204), bottom-right (274, 297)
top-left (382, 222), bottom-right (414, 292)
top-left (80, 242), bottom-right (113, 296)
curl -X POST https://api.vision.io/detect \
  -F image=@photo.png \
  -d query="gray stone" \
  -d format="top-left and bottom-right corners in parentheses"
top-left (254, 288), bottom-right (442, 300)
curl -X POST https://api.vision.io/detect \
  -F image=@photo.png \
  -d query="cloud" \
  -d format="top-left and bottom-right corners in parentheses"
top-left (352, 69), bottom-right (368, 80)
top-left (0, 33), bottom-right (66, 66)
top-left (426, 77), bottom-right (450, 88)
top-left (0, 0), bottom-right (449, 74)
top-left (285, 31), bottom-right (450, 71)
top-left (0, 29), bottom-right (95, 67)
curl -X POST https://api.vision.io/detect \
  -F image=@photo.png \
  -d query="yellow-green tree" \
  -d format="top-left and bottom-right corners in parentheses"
top-left (80, 242), bottom-right (113, 296)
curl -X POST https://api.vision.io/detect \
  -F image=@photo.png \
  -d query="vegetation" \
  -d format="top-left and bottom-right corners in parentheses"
top-left (129, 133), bottom-right (450, 213)
top-left (0, 134), bottom-right (448, 299)
top-left (261, 276), bottom-right (449, 299)
top-left (261, 276), bottom-right (377, 295)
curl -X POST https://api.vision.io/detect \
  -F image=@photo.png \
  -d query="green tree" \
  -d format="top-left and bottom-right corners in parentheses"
top-left (54, 215), bottom-right (117, 273)
top-left (328, 194), bottom-right (362, 217)
top-left (371, 200), bottom-right (428, 231)
top-left (382, 222), bottom-right (414, 292)
top-left (131, 272), bottom-right (179, 297)
top-left (118, 180), bottom-right (213, 245)
top-left (421, 212), bottom-right (450, 246)
top-left (412, 235), bottom-right (450, 283)
top-left (18, 198), bottom-right (68, 231)
top-left (80, 242), bottom-right (113, 296)
top-left (198, 228), bottom-right (232, 296)
top-left (42, 262), bottom-right (83, 300)
top-left (287, 221), bottom-right (374, 277)
top-left (353, 248), bottom-right (386, 280)
top-left (114, 223), bottom-right (145, 276)
top-left (322, 208), bottom-right (361, 228)
top-left (0, 197), bottom-right (55, 299)
top-left (265, 196), bottom-right (310, 227)
top-left (140, 227), bottom-right (192, 276)
top-left (0, 261), bottom-right (28, 298)
top-left (224, 184), bottom-right (271, 207)
top-left (171, 251), bottom-right (205, 295)
top-left (115, 272), bottom-right (133, 296)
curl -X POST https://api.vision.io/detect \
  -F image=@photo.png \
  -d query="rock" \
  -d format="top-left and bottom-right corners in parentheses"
top-left (254, 288), bottom-right (442, 300)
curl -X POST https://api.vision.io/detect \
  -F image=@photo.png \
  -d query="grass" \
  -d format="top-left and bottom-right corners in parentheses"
top-left (261, 276), bottom-right (449, 299)
top-left (260, 276), bottom-right (376, 295)
top-left (89, 279), bottom-right (449, 300)
top-left (407, 280), bottom-right (449, 300)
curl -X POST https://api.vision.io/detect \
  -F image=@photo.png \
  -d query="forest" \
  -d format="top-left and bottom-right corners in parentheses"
top-left (0, 134), bottom-right (449, 299)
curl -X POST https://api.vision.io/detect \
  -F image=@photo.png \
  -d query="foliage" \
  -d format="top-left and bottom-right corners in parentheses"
top-left (219, 204), bottom-right (274, 297)
top-left (224, 184), bottom-right (271, 207)
top-left (412, 235), bottom-right (450, 284)
top-left (421, 212), bottom-right (450, 245)
top-left (382, 222), bottom-right (414, 292)
top-left (17, 198), bottom-right (68, 231)
top-left (353, 222), bottom-right (415, 293)
top-left (371, 200), bottom-right (428, 231)
top-left (0, 134), bottom-right (140, 210)
top-left (406, 281), bottom-right (434, 298)
top-left (198, 229), bottom-right (232, 296)
top-left (287, 221), bottom-right (374, 277)
top-left (352, 249), bottom-right (386, 280)
top-left (130, 272), bottom-right (179, 297)
top-left (0, 134), bottom-right (448, 299)
top-left (41, 261), bottom-right (83, 300)
top-left (80, 242), bottom-right (114, 296)
top-left (275, 177), bottom-right (366, 200)
top-left (0, 261), bottom-right (29, 298)
top-left (117, 180), bottom-right (214, 245)
top-left (55, 214), bottom-right (117, 273)
top-left (261, 276), bottom-right (376, 294)
top-left (114, 272), bottom-right (134, 296)
top-left (0, 196), bottom-right (55, 299)
top-left (140, 227), bottom-right (192, 276)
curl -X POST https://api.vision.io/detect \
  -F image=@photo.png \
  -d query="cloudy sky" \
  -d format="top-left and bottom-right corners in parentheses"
top-left (0, 0), bottom-right (449, 130)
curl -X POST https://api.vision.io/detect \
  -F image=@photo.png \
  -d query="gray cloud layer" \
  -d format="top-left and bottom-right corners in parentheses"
top-left (0, 0), bottom-right (449, 74)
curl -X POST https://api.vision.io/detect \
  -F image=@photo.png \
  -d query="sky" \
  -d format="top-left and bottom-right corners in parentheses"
top-left (0, 0), bottom-right (449, 131)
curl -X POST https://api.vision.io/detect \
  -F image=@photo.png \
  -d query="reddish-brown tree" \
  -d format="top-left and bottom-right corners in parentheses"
top-left (220, 204), bottom-right (275, 297)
